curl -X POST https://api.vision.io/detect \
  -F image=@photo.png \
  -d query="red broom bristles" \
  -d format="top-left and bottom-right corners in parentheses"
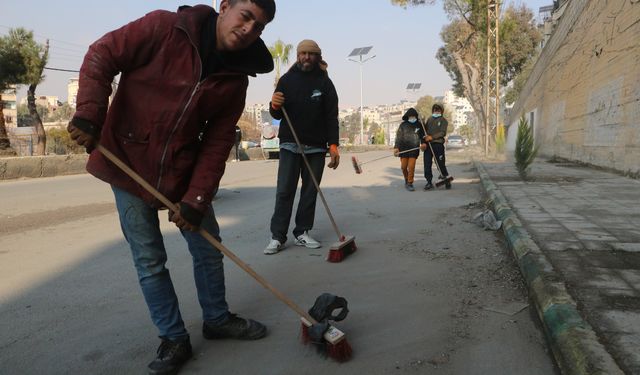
top-left (300, 322), bottom-right (353, 362)
top-left (327, 241), bottom-right (357, 263)
top-left (351, 156), bottom-right (363, 174)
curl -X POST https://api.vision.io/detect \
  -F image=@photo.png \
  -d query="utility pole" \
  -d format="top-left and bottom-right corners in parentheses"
top-left (485, 0), bottom-right (500, 156)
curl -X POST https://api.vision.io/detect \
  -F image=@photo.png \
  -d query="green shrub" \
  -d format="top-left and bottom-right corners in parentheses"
top-left (46, 127), bottom-right (85, 155)
top-left (495, 123), bottom-right (505, 154)
top-left (514, 116), bottom-right (538, 179)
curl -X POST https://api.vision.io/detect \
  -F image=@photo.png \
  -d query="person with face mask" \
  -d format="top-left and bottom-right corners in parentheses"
top-left (420, 103), bottom-right (451, 190)
top-left (393, 107), bottom-right (422, 191)
top-left (264, 39), bottom-right (340, 254)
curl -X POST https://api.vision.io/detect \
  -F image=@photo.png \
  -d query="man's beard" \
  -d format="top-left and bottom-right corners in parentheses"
top-left (297, 61), bottom-right (314, 72)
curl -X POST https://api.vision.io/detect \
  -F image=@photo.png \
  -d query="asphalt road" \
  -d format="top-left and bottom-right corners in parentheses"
top-left (0, 149), bottom-right (558, 374)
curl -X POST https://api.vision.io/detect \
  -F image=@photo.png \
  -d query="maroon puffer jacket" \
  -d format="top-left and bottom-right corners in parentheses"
top-left (74, 5), bottom-right (272, 214)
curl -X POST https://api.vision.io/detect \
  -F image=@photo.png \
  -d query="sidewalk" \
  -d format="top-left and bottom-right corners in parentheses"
top-left (476, 158), bottom-right (640, 375)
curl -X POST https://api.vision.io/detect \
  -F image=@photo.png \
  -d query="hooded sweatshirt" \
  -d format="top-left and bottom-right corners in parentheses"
top-left (269, 64), bottom-right (339, 148)
top-left (394, 108), bottom-right (422, 158)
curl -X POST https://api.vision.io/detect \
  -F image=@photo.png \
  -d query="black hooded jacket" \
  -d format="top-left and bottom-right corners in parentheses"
top-left (394, 108), bottom-right (422, 158)
top-left (269, 64), bottom-right (339, 147)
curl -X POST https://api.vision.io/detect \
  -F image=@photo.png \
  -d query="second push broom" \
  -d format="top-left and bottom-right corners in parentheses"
top-left (281, 108), bottom-right (357, 263)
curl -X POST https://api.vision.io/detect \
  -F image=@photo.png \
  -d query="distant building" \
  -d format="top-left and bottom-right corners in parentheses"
top-left (243, 103), bottom-right (270, 127)
top-left (443, 90), bottom-right (474, 132)
top-left (1, 87), bottom-right (17, 128)
top-left (538, 1), bottom-right (570, 49)
top-left (20, 95), bottom-right (60, 111)
top-left (68, 77), bottom-right (79, 108)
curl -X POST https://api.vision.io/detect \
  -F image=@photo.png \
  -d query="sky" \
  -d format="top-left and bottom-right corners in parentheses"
top-left (2, 0), bottom-right (550, 109)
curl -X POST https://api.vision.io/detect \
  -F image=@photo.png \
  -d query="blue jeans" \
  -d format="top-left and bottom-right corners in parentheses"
top-left (270, 149), bottom-right (325, 243)
top-left (112, 186), bottom-right (229, 341)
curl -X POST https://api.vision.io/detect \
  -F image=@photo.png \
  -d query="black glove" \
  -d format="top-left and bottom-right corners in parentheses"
top-left (179, 202), bottom-right (204, 227)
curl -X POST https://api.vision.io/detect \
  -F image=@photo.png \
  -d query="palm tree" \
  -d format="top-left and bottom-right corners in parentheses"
top-left (268, 39), bottom-right (293, 87)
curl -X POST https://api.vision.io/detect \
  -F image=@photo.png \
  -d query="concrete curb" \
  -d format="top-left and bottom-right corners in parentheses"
top-left (0, 154), bottom-right (90, 180)
top-left (474, 161), bottom-right (624, 375)
top-left (1, 145), bottom-right (392, 181)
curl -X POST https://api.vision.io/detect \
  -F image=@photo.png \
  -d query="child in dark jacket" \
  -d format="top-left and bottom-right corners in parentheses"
top-left (394, 107), bottom-right (422, 191)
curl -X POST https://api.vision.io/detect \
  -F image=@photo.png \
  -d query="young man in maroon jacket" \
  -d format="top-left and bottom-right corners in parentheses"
top-left (67, 1), bottom-right (275, 373)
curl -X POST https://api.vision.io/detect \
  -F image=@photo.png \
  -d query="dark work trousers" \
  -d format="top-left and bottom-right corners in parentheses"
top-left (270, 149), bottom-right (326, 243)
top-left (423, 142), bottom-right (449, 182)
top-left (234, 142), bottom-right (240, 161)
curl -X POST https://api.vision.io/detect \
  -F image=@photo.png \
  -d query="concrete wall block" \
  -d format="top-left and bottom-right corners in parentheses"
top-left (2, 154), bottom-right (89, 180)
top-left (41, 154), bottom-right (89, 177)
top-left (0, 158), bottom-right (6, 179)
top-left (3, 156), bottom-right (43, 179)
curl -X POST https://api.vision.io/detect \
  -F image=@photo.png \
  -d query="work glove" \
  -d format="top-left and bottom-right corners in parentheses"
top-left (271, 92), bottom-right (285, 110)
top-left (393, 148), bottom-right (399, 157)
top-left (67, 117), bottom-right (100, 152)
top-left (169, 202), bottom-right (203, 232)
top-left (420, 143), bottom-right (427, 151)
top-left (327, 144), bottom-right (340, 169)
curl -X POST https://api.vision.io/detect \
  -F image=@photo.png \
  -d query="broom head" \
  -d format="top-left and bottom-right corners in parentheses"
top-left (300, 317), bottom-right (353, 362)
top-left (327, 236), bottom-right (357, 263)
top-left (351, 156), bottom-right (362, 174)
top-left (434, 175), bottom-right (454, 188)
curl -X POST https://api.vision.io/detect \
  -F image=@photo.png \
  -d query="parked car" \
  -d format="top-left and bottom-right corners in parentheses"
top-left (241, 141), bottom-right (259, 149)
top-left (446, 135), bottom-right (465, 149)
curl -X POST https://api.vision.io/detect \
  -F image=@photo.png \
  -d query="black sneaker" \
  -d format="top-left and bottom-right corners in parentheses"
top-left (406, 183), bottom-right (415, 191)
top-left (202, 313), bottom-right (267, 340)
top-left (424, 182), bottom-right (434, 190)
top-left (147, 337), bottom-right (192, 375)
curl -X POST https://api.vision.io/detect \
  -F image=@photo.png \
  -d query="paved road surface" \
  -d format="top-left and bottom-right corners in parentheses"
top-left (0, 149), bottom-right (557, 374)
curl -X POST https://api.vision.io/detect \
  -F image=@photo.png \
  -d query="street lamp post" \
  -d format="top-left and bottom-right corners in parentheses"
top-left (348, 46), bottom-right (375, 145)
top-left (406, 82), bottom-right (422, 103)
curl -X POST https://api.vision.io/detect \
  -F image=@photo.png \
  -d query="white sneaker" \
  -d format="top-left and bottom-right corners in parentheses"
top-left (264, 239), bottom-right (284, 255)
top-left (294, 232), bottom-right (321, 249)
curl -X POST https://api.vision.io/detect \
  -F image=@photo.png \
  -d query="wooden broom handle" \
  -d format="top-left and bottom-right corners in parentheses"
top-left (96, 144), bottom-right (316, 323)
top-left (281, 108), bottom-right (344, 240)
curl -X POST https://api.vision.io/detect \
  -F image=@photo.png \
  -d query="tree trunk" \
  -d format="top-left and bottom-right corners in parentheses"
top-left (452, 50), bottom-right (488, 150)
top-left (0, 94), bottom-right (16, 155)
top-left (28, 84), bottom-right (47, 155)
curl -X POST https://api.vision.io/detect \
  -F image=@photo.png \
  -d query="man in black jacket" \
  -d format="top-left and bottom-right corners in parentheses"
top-left (264, 39), bottom-right (340, 254)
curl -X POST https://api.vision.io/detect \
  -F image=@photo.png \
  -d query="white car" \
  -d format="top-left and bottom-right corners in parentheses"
top-left (446, 135), bottom-right (465, 149)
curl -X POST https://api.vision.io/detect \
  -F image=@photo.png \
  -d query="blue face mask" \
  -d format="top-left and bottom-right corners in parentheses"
top-left (408, 117), bottom-right (417, 124)
top-left (432, 113), bottom-right (442, 118)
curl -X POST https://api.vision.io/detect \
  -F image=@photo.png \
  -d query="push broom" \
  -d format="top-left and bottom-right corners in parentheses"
top-left (96, 144), bottom-right (352, 361)
top-left (419, 121), bottom-right (453, 188)
top-left (351, 146), bottom-right (421, 174)
top-left (281, 108), bottom-right (357, 263)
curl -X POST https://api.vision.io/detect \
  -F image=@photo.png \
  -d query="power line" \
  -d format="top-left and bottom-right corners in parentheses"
top-left (44, 66), bottom-right (80, 73)
top-left (0, 24), bottom-right (87, 48)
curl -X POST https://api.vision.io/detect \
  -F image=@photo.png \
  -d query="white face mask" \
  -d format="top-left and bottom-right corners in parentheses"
top-left (408, 117), bottom-right (417, 123)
